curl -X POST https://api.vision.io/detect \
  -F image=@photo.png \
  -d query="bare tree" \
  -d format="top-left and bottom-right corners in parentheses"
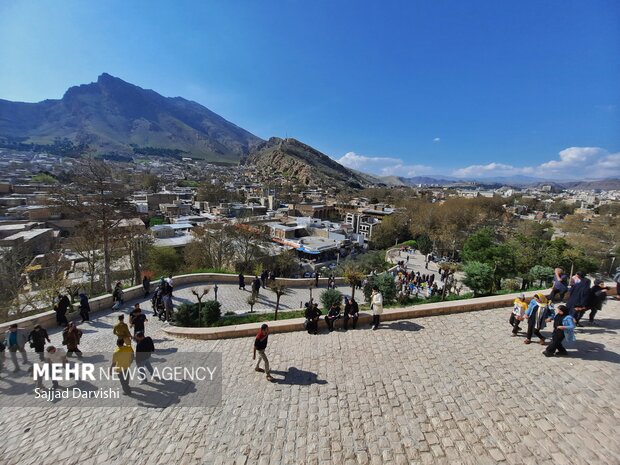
top-left (269, 283), bottom-right (288, 320)
top-left (185, 224), bottom-right (236, 271)
top-left (55, 158), bottom-right (133, 291)
top-left (191, 287), bottom-right (211, 326)
top-left (66, 222), bottom-right (102, 295)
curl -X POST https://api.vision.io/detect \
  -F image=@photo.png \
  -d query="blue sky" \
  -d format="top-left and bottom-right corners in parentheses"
top-left (1, 0), bottom-right (619, 179)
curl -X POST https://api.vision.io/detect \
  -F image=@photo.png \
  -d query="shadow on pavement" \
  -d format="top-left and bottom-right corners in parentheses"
top-left (378, 321), bottom-right (425, 332)
top-left (270, 367), bottom-right (327, 386)
top-left (570, 340), bottom-right (620, 364)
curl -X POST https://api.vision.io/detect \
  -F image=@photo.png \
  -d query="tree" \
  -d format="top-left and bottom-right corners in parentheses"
top-left (462, 262), bottom-right (494, 296)
top-left (230, 226), bottom-right (269, 273)
top-left (320, 288), bottom-right (344, 311)
top-left (55, 158), bottom-right (133, 292)
top-left (184, 225), bottom-right (236, 271)
top-left (370, 213), bottom-right (412, 249)
top-left (362, 273), bottom-right (397, 305)
top-left (529, 265), bottom-right (554, 288)
top-left (147, 247), bottom-right (183, 277)
top-left (66, 223), bottom-right (102, 295)
top-left (247, 295), bottom-right (257, 313)
top-left (342, 266), bottom-right (365, 300)
top-left (416, 235), bottom-right (433, 256)
top-left (191, 287), bottom-right (211, 326)
top-left (269, 283), bottom-right (288, 320)
top-left (201, 300), bottom-right (222, 325)
top-left (0, 244), bottom-right (31, 320)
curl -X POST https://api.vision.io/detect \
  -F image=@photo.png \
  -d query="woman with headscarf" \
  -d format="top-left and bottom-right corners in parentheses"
top-left (543, 305), bottom-right (576, 357)
top-left (524, 293), bottom-right (550, 345)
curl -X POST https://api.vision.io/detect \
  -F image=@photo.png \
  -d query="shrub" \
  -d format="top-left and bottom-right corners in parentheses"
top-left (362, 273), bottom-right (397, 304)
top-left (319, 288), bottom-right (343, 310)
top-left (175, 303), bottom-right (199, 327)
top-left (462, 261), bottom-right (494, 296)
top-left (201, 300), bottom-right (221, 325)
top-left (502, 278), bottom-right (521, 292)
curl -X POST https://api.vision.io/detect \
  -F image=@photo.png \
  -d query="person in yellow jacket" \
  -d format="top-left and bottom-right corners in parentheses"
top-left (110, 338), bottom-right (134, 395)
top-left (510, 293), bottom-right (528, 336)
top-left (113, 315), bottom-right (132, 346)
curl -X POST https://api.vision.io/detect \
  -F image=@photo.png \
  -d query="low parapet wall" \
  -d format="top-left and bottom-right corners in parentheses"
top-left (0, 274), bottom-right (345, 332)
top-left (163, 286), bottom-right (618, 340)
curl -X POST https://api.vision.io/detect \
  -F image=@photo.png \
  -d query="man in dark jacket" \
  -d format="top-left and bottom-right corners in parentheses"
top-left (325, 303), bottom-right (341, 332)
top-left (135, 331), bottom-right (155, 382)
top-left (238, 273), bottom-right (245, 290)
top-left (55, 293), bottom-right (70, 326)
top-left (588, 279), bottom-right (607, 325)
top-left (343, 297), bottom-right (359, 330)
top-left (566, 271), bottom-right (591, 326)
top-left (304, 302), bottom-right (321, 335)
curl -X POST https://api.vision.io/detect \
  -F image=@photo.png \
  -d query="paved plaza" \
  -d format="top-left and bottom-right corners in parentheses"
top-left (1, 297), bottom-right (619, 465)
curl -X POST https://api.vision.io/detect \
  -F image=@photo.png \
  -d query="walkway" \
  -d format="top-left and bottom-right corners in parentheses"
top-left (1, 296), bottom-right (619, 464)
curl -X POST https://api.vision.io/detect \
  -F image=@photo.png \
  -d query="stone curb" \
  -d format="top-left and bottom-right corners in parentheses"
top-left (166, 287), bottom-right (620, 341)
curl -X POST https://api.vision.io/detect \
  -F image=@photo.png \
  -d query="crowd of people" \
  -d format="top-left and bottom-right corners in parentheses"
top-left (509, 267), bottom-right (615, 358)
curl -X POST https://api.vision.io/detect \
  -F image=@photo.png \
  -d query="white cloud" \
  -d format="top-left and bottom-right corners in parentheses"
top-left (433, 137), bottom-right (441, 143)
top-left (337, 147), bottom-right (620, 180)
top-left (337, 152), bottom-right (434, 178)
top-left (451, 147), bottom-right (620, 179)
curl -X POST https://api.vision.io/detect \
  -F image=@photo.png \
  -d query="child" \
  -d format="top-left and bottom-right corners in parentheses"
top-left (253, 324), bottom-right (273, 381)
top-left (543, 305), bottom-right (576, 357)
top-left (510, 294), bottom-right (528, 336)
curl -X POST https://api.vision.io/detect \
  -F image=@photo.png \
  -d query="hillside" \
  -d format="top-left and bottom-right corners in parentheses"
top-left (0, 73), bottom-right (262, 162)
top-left (246, 137), bottom-right (372, 189)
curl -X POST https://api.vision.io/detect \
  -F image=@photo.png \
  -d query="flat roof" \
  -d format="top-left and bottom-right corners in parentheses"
top-left (2, 228), bottom-right (53, 241)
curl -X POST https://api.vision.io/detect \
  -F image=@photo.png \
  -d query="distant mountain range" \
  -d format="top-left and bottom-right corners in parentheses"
top-left (0, 73), bottom-right (262, 163)
top-left (379, 175), bottom-right (620, 190)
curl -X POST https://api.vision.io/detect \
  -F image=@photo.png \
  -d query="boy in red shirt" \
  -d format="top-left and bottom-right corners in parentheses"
top-left (253, 324), bottom-right (273, 381)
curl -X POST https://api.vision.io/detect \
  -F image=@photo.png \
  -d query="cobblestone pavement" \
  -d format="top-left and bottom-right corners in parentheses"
top-left (1, 297), bottom-right (619, 465)
top-left (162, 281), bottom-right (336, 314)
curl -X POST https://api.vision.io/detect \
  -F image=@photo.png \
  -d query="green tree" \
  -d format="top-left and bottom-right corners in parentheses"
top-left (147, 247), bottom-right (183, 276)
top-left (342, 266), bottom-right (365, 300)
top-left (416, 235), bottom-right (433, 255)
top-left (201, 300), bottom-right (222, 325)
top-left (362, 273), bottom-right (397, 304)
top-left (319, 288), bottom-right (343, 310)
top-left (462, 262), bottom-right (494, 296)
top-left (529, 265), bottom-right (554, 287)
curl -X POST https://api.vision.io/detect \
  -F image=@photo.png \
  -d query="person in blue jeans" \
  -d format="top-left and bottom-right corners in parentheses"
top-left (135, 332), bottom-right (156, 383)
top-left (543, 305), bottom-right (576, 357)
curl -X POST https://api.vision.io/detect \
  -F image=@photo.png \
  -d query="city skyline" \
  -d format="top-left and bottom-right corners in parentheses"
top-left (1, 0), bottom-right (619, 179)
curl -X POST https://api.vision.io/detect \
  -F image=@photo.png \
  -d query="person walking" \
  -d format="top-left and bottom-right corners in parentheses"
top-left (112, 282), bottom-right (124, 310)
top-left (129, 304), bottom-right (148, 336)
top-left (253, 324), bottom-right (273, 381)
top-left (135, 331), bottom-right (156, 383)
top-left (510, 294), bottom-right (528, 336)
top-left (110, 338), bottom-right (134, 395)
top-left (252, 276), bottom-right (261, 298)
top-left (113, 315), bottom-right (132, 346)
top-left (28, 324), bottom-right (50, 361)
top-left (543, 305), bottom-right (576, 357)
top-left (43, 346), bottom-right (67, 389)
top-left (238, 273), bottom-right (246, 290)
top-left (315, 271), bottom-right (320, 288)
top-left (566, 271), bottom-right (591, 327)
top-left (524, 293), bottom-right (550, 345)
top-left (54, 293), bottom-right (70, 326)
top-left (62, 322), bottom-right (83, 358)
top-left (78, 292), bottom-right (91, 322)
top-left (371, 286), bottom-right (383, 330)
top-left (343, 297), bottom-right (359, 330)
top-left (142, 275), bottom-right (151, 297)
top-left (260, 270), bottom-right (268, 289)
top-left (4, 324), bottom-right (29, 372)
top-left (588, 279), bottom-right (607, 325)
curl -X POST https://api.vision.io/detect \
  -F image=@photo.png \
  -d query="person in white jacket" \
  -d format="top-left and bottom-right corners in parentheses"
top-left (371, 287), bottom-right (383, 330)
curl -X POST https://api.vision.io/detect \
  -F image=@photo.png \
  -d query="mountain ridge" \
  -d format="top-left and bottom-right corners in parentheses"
top-left (0, 73), bottom-right (262, 162)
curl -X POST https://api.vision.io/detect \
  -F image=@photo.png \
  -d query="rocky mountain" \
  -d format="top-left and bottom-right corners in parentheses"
top-left (0, 73), bottom-right (262, 162)
top-left (246, 137), bottom-right (373, 189)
